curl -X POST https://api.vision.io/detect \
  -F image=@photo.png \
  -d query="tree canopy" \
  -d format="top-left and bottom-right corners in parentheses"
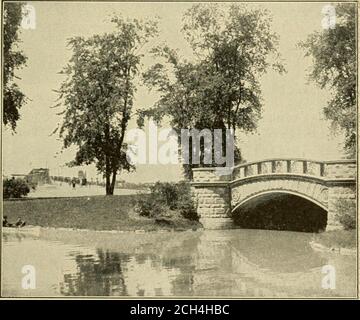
top-left (57, 16), bottom-right (158, 194)
top-left (300, 3), bottom-right (356, 157)
top-left (3, 2), bottom-right (28, 131)
top-left (139, 4), bottom-right (285, 178)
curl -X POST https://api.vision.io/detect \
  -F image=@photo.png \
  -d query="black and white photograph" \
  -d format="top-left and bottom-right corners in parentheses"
top-left (1, 1), bottom-right (358, 299)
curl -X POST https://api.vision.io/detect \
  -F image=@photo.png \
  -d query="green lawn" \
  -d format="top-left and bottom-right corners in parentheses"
top-left (3, 195), bottom-right (201, 231)
top-left (314, 229), bottom-right (356, 249)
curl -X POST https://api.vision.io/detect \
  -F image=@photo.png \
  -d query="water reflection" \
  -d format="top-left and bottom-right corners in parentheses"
top-left (60, 250), bottom-right (129, 296)
top-left (2, 229), bottom-right (357, 297)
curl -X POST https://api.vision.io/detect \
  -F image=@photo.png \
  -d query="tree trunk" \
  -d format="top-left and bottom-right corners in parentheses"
top-left (109, 170), bottom-right (117, 195)
top-left (105, 173), bottom-right (111, 195)
top-left (105, 155), bottom-right (112, 195)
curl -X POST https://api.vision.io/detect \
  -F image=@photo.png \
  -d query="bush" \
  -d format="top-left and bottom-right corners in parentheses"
top-left (135, 196), bottom-right (167, 218)
top-left (135, 181), bottom-right (198, 220)
top-left (335, 199), bottom-right (356, 230)
top-left (150, 182), bottom-right (179, 210)
top-left (176, 182), bottom-right (198, 221)
top-left (3, 178), bottom-right (30, 199)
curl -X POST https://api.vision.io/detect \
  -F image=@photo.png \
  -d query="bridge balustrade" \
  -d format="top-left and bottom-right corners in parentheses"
top-left (232, 159), bottom-right (325, 180)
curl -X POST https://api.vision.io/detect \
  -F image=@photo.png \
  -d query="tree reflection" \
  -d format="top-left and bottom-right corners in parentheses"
top-left (161, 237), bottom-right (200, 296)
top-left (60, 249), bottom-right (129, 296)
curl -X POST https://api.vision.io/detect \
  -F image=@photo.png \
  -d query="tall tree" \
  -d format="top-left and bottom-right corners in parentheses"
top-left (299, 3), bottom-right (356, 157)
top-left (57, 17), bottom-right (158, 195)
top-left (3, 2), bottom-right (27, 131)
top-left (139, 4), bottom-right (284, 178)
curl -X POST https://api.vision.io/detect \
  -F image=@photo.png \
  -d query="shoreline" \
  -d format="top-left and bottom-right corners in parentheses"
top-left (309, 240), bottom-right (356, 256)
top-left (309, 229), bottom-right (357, 256)
top-left (2, 224), bottom-right (202, 235)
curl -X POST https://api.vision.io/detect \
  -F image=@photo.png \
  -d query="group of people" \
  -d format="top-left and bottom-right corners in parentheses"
top-left (3, 216), bottom-right (26, 228)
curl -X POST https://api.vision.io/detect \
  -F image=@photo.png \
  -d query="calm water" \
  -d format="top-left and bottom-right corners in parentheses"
top-left (2, 228), bottom-right (357, 297)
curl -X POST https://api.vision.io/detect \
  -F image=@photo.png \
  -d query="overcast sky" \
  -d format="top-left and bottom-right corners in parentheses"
top-left (2, 1), bottom-right (347, 182)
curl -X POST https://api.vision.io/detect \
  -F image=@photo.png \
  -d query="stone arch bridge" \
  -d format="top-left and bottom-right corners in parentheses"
top-left (191, 159), bottom-right (356, 230)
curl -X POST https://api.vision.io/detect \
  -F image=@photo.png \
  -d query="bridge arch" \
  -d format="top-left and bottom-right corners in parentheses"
top-left (230, 175), bottom-right (329, 214)
top-left (231, 189), bottom-right (328, 214)
top-left (230, 190), bottom-right (328, 232)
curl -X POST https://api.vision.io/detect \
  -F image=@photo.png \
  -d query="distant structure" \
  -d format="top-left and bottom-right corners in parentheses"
top-left (78, 170), bottom-right (87, 185)
top-left (27, 168), bottom-right (51, 185)
top-left (116, 179), bottom-right (126, 188)
top-left (9, 174), bottom-right (28, 180)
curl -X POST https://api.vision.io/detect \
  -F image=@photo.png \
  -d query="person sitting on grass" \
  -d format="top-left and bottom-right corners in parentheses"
top-left (3, 216), bottom-right (15, 227)
top-left (15, 217), bottom-right (26, 228)
top-left (2, 216), bottom-right (26, 228)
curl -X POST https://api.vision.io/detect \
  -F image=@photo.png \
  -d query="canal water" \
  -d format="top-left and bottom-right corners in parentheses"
top-left (2, 228), bottom-right (357, 297)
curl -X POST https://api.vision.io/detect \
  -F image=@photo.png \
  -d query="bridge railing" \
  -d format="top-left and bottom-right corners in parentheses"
top-left (232, 159), bottom-right (326, 180)
top-left (191, 159), bottom-right (355, 183)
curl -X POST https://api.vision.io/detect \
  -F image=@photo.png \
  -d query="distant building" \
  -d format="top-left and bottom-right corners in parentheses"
top-left (116, 179), bottom-right (126, 188)
top-left (27, 168), bottom-right (51, 185)
top-left (9, 174), bottom-right (28, 180)
top-left (78, 170), bottom-right (86, 179)
top-left (78, 170), bottom-right (87, 185)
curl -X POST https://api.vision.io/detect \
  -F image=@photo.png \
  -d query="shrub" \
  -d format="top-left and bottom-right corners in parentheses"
top-left (335, 198), bottom-right (356, 230)
top-left (3, 178), bottom-right (30, 199)
top-left (135, 196), bottom-right (167, 218)
top-left (149, 182), bottom-right (179, 210)
top-left (135, 181), bottom-right (198, 220)
top-left (176, 181), bottom-right (198, 220)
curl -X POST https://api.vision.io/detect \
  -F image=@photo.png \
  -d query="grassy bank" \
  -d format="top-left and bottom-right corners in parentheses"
top-left (314, 230), bottom-right (356, 249)
top-left (3, 195), bottom-right (201, 232)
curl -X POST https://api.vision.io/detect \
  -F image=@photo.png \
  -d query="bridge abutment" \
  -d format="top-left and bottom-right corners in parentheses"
top-left (326, 161), bottom-right (357, 230)
top-left (191, 169), bottom-right (234, 229)
top-left (327, 186), bottom-right (354, 230)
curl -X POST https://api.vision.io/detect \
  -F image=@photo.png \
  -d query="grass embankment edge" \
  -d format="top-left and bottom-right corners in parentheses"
top-left (311, 229), bottom-right (356, 255)
top-left (3, 194), bottom-right (202, 232)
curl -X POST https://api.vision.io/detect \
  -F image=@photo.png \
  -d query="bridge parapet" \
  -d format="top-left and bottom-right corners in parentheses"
top-left (324, 160), bottom-right (356, 179)
top-left (232, 158), bottom-right (356, 181)
top-left (192, 168), bottom-right (232, 183)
